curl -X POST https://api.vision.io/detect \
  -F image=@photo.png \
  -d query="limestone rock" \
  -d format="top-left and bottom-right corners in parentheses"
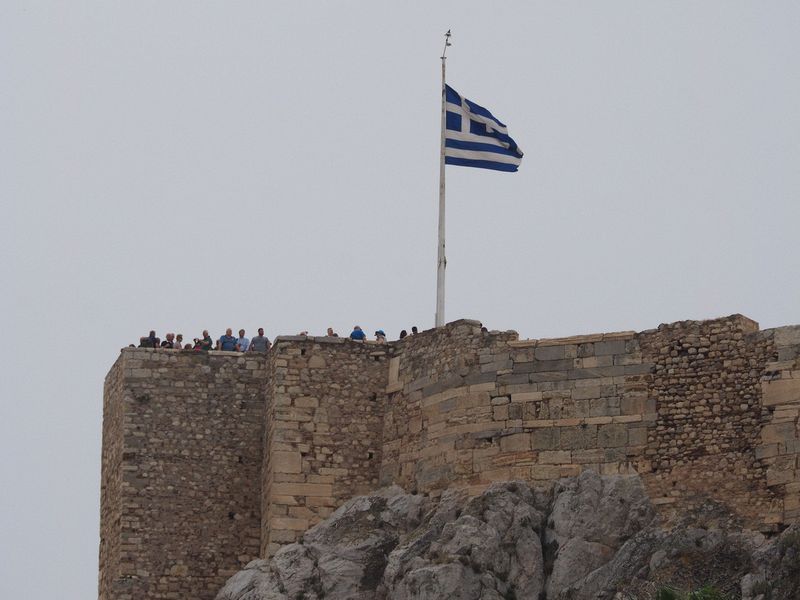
top-left (545, 470), bottom-right (655, 597)
top-left (216, 474), bottom-right (800, 600)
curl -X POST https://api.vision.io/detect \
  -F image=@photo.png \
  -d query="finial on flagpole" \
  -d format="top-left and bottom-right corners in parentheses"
top-left (441, 30), bottom-right (452, 60)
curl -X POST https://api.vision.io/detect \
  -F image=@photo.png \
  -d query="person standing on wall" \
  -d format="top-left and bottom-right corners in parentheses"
top-left (249, 328), bottom-right (270, 352)
top-left (217, 328), bottom-right (237, 351)
top-left (235, 329), bottom-right (250, 352)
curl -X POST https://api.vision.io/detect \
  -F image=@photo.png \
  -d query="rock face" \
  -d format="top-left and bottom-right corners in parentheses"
top-left (216, 472), bottom-right (800, 600)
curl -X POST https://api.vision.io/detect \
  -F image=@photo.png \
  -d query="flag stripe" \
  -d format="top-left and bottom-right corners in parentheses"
top-left (445, 138), bottom-right (516, 156)
top-left (445, 129), bottom-right (508, 149)
top-left (445, 156), bottom-right (519, 172)
top-left (445, 147), bottom-right (521, 166)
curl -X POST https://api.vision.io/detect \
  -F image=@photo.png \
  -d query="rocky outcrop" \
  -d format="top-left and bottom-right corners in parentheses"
top-left (216, 472), bottom-right (800, 600)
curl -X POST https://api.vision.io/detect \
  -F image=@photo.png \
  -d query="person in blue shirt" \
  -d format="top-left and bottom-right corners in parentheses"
top-left (217, 328), bottom-right (238, 351)
top-left (349, 325), bottom-right (366, 341)
top-left (235, 329), bottom-right (250, 352)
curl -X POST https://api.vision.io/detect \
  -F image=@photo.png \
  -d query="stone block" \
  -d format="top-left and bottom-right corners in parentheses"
top-left (512, 391), bottom-right (543, 402)
top-left (469, 382), bottom-right (497, 394)
top-left (535, 345), bottom-right (566, 361)
top-left (497, 373), bottom-right (531, 385)
top-left (500, 433), bottom-right (531, 453)
top-left (539, 450), bottom-right (571, 464)
top-left (623, 363), bottom-right (653, 376)
top-left (559, 425), bottom-right (597, 450)
top-left (294, 396), bottom-right (319, 408)
top-left (531, 428), bottom-right (558, 450)
top-left (620, 396), bottom-right (646, 415)
top-left (271, 482), bottom-right (333, 497)
top-left (530, 465), bottom-right (563, 480)
top-left (272, 451), bottom-right (302, 474)
top-left (594, 340), bottom-right (627, 356)
top-left (308, 355), bottom-right (326, 369)
top-left (530, 371), bottom-right (568, 383)
top-left (270, 517), bottom-right (310, 531)
top-left (612, 415), bottom-right (642, 424)
top-left (573, 386), bottom-right (601, 400)
top-left (531, 358), bottom-right (574, 372)
top-left (760, 422), bottom-right (797, 445)
top-left (493, 405), bottom-right (509, 421)
top-left (628, 427), bottom-right (647, 446)
top-left (572, 449), bottom-right (606, 463)
top-left (763, 379), bottom-right (800, 406)
top-left (577, 355), bottom-right (614, 369)
top-left (598, 424), bottom-right (628, 448)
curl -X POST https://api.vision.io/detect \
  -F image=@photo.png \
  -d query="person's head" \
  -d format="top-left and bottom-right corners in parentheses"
top-left (166, 332), bottom-right (174, 341)
top-left (258, 328), bottom-right (264, 336)
top-left (239, 329), bottom-right (245, 337)
top-left (375, 330), bottom-right (385, 339)
top-left (226, 328), bottom-right (232, 336)
top-left (176, 334), bottom-right (183, 342)
top-left (327, 327), bottom-right (334, 336)
top-left (411, 326), bottom-right (418, 334)
top-left (399, 330), bottom-right (407, 339)
top-left (149, 330), bottom-right (156, 338)
top-left (354, 325), bottom-right (362, 331)
top-left (203, 330), bottom-right (209, 338)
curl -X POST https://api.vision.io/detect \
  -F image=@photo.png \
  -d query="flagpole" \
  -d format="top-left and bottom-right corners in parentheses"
top-left (435, 30), bottom-right (451, 328)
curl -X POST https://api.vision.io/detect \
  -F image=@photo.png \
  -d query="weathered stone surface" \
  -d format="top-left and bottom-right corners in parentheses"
top-left (217, 474), bottom-right (800, 600)
top-left (545, 470), bottom-right (655, 597)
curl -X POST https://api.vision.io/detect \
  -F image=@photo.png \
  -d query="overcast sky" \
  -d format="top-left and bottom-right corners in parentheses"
top-left (2, 2), bottom-right (799, 598)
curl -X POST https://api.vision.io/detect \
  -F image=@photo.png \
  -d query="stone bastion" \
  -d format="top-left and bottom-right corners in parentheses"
top-left (99, 314), bottom-right (800, 600)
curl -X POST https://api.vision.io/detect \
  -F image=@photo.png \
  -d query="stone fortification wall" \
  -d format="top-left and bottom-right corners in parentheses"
top-left (380, 315), bottom-right (800, 531)
top-left (756, 325), bottom-right (800, 523)
top-left (261, 336), bottom-right (389, 556)
top-left (381, 320), bottom-right (654, 496)
top-left (638, 316), bottom-right (779, 525)
top-left (99, 355), bottom-right (125, 599)
top-left (100, 315), bottom-right (800, 599)
top-left (99, 349), bottom-right (266, 600)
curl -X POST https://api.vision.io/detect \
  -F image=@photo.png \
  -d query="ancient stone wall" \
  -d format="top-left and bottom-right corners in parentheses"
top-left (379, 315), bottom-right (800, 531)
top-left (261, 336), bottom-right (389, 556)
top-left (99, 355), bottom-right (125, 599)
top-left (100, 315), bottom-right (800, 599)
top-left (381, 320), bottom-right (654, 497)
top-left (99, 349), bottom-right (266, 600)
top-left (637, 316), bottom-right (780, 526)
top-left (755, 325), bottom-right (800, 524)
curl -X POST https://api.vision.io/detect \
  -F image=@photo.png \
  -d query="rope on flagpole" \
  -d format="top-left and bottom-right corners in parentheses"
top-left (435, 30), bottom-right (451, 328)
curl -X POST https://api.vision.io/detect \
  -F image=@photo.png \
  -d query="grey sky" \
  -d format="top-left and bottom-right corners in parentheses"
top-left (1, 2), bottom-right (798, 598)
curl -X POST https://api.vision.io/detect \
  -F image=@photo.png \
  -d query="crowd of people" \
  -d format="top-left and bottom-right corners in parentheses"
top-left (136, 325), bottom-right (421, 351)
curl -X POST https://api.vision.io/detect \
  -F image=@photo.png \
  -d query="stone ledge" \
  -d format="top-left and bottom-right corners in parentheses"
top-left (508, 331), bottom-right (637, 348)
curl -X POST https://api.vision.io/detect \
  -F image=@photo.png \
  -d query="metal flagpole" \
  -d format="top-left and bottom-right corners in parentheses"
top-left (435, 30), bottom-right (451, 328)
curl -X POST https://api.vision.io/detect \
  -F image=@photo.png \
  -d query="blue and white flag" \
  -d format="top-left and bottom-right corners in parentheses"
top-left (444, 84), bottom-right (523, 172)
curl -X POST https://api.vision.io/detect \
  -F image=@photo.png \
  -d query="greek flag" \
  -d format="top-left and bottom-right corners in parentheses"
top-left (445, 84), bottom-right (523, 172)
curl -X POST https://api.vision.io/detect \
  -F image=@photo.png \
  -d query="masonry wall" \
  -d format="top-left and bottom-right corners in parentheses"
top-left (756, 325), bottom-right (800, 524)
top-left (261, 336), bottom-right (390, 556)
top-left (380, 315), bottom-right (800, 531)
top-left (99, 356), bottom-right (125, 598)
top-left (100, 315), bottom-right (800, 599)
top-left (638, 316), bottom-right (780, 526)
top-left (381, 320), bottom-right (654, 497)
top-left (99, 349), bottom-right (266, 600)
